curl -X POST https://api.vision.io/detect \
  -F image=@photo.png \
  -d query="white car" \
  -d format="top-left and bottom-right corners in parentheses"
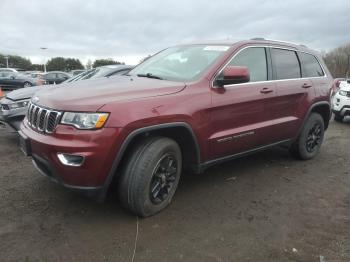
top-left (332, 79), bottom-right (350, 122)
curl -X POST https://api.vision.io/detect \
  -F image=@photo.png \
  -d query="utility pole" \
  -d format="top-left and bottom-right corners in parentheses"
top-left (4, 56), bottom-right (9, 68)
top-left (40, 47), bottom-right (48, 72)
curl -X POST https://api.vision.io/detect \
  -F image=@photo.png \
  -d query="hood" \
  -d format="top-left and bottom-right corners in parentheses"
top-left (6, 86), bottom-right (43, 101)
top-left (34, 76), bottom-right (186, 111)
top-left (339, 81), bottom-right (350, 92)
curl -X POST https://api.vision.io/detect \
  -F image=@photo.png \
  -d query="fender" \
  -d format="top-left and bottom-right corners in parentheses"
top-left (296, 101), bottom-right (331, 137)
top-left (100, 122), bottom-right (201, 200)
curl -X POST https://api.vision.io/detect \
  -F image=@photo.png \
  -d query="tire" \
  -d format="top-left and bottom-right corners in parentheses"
top-left (118, 137), bottom-right (182, 217)
top-left (289, 113), bottom-right (325, 160)
top-left (334, 114), bottom-right (344, 122)
top-left (23, 82), bottom-right (32, 88)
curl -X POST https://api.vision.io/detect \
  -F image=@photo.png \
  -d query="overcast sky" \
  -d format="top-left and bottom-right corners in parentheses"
top-left (0, 0), bottom-right (349, 66)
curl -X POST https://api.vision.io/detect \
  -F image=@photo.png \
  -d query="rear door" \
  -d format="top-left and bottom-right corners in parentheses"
top-left (268, 48), bottom-right (314, 142)
top-left (209, 46), bottom-right (276, 159)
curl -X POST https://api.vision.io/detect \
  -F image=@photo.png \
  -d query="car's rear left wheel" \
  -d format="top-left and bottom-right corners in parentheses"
top-left (118, 136), bottom-right (182, 217)
top-left (290, 113), bottom-right (325, 160)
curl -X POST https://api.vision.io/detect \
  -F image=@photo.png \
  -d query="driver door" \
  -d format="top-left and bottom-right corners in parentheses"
top-left (209, 46), bottom-right (276, 159)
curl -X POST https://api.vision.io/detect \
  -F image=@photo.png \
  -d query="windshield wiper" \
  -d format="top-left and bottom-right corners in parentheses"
top-left (137, 73), bottom-right (163, 80)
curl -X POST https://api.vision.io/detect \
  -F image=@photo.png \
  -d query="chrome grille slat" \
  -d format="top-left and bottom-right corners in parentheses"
top-left (26, 102), bottom-right (61, 134)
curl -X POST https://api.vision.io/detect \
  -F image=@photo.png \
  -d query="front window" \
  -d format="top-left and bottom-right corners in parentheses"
top-left (129, 45), bottom-right (231, 82)
top-left (228, 47), bottom-right (268, 82)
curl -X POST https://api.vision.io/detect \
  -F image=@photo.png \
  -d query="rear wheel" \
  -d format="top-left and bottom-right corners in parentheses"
top-left (118, 137), bottom-right (182, 217)
top-left (290, 113), bottom-right (324, 160)
top-left (334, 114), bottom-right (344, 122)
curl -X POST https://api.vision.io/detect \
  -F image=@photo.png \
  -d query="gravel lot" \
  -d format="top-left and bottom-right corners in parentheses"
top-left (0, 119), bottom-right (349, 262)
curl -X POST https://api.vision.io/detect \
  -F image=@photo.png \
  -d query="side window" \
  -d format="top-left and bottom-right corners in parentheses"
top-left (298, 52), bottom-right (324, 77)
top-left (229, 47), bottom-right (267, 82)
top-left (46, 73), bottom-right (56, 79)
top-left (58, 73), bottom-right (68, 78)
top-left (271, 48), bottom-right (301, 80)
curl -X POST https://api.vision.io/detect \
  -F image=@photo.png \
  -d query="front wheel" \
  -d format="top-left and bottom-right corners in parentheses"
top-left (290, 113), bottom-right (325, 160)
top-left (118, 137), bottom-right (182, 217)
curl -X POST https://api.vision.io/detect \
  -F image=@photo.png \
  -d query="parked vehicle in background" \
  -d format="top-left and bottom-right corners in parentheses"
top-left (332, 79), bottom-right (350, 122)
top-left (0, 68), bottom-right (21, 73)
top-left (0, 72), bottom-right (40, 90)
top-left (0, 65), bottom-right (133, 131)
top-left (70, 69), bottom-right (86, 76)
top-left (24, 71), bottom-right (43, 76)
top-left (19, 39), bottom-right (332, 217)
top-left (41, 71), bottom-right (71, 85)
top-left (64, 65), bottom-right (133, 83)
top-left (331, 78), bottom-right (346, 96)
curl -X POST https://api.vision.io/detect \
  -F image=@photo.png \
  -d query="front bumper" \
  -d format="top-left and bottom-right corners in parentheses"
top-left (20, 119), bottom-right (124, 199)
top-left (332, 93), bottom-right (350, 116)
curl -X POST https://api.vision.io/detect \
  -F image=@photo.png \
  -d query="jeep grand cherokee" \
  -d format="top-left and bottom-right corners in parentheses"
top-left (19, 39), bottom-right (332, 217)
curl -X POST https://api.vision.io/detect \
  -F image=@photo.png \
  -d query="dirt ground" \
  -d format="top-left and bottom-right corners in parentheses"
top-left (0, 118), bottom-right (349, 262)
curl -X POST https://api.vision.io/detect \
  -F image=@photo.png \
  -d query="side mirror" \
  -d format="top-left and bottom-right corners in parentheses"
top-left (216, 66), bottom-right (250, 87)
top-left (10, 75), bottom-right (16, 80)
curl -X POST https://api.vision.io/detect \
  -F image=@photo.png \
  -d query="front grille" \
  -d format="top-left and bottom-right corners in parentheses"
top-left (1, 104), bottom-right (10, 111)
top-left (27, 103), bottom-right (62, 133)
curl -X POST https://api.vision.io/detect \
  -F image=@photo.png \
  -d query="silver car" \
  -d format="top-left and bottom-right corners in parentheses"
top-left (0, 65), bottom-right (133, 131)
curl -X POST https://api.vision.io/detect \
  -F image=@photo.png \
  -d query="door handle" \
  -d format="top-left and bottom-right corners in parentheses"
top-left (260, 88), bottom-right (273, 94)
top-left (302, 83), bottom-right (312, 88)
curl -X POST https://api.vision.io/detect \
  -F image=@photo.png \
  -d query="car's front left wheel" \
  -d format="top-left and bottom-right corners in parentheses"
top-left (118, 137), bottom-right (182, 217)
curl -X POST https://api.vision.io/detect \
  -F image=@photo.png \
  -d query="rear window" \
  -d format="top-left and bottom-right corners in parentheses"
top-left (298, 52), bottom-right (324, 77)
top-left (271, 48), bottom-right (301, 80)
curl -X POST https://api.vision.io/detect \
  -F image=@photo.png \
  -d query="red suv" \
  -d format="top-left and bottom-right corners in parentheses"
top-left (19, 39), bottom-right (332, 217)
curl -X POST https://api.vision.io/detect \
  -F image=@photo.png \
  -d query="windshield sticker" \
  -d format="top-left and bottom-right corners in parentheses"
top-left (203, 46), bottom-right (230, 51)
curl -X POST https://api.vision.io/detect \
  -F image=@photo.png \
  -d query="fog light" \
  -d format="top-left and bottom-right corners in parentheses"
top-left (57, 153), bottom-right (85, 167)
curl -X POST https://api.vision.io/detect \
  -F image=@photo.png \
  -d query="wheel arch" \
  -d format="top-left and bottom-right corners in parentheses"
top-left (308, 101), bottom-right (331, 130)
top-left (102, 122), bottom-right (201, 198)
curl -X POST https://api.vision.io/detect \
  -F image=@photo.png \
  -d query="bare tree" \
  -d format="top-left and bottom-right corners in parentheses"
top-left (323, 43), bottom-right (350, 78)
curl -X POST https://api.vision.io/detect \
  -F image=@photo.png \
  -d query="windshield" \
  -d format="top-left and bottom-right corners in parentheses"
top-left (64, 69), bottom-right (94, 83)
top-left (80, 67), bottom-right (116, 80)
top-left (129, 45), bottom-right (230, 82)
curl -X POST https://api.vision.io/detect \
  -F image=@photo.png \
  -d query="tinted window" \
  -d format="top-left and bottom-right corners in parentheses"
top-left (271, 48), bottom-right (301, 80)
top-left (58, 73), bottom-right (68, 78)
top-left (109, 69), bottom-right (130, 76)
top-left (298, 52), bottom-right (324, 77)
top-left (45, 73), bottom-right (56, 79)
top-left (229, 47), bottom-right (267, 82)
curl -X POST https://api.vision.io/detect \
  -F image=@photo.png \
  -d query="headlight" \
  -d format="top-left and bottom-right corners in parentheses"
top-left (339, 90), bottom-right (348, 96)
top-left (61, 112), bottom-right (109, 129)
top-left (8, 100), bottom-right (30, 109)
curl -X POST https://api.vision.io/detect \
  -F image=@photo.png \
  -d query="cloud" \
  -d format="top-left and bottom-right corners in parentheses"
top-left (0, 0), bottom-right (349, 65)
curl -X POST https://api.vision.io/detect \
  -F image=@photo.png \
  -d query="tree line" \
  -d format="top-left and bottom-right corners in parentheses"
top-left (323, 43), bottom-right (350, 78)
top-left (1, 43), bottom-right (350, 77)
top-left (0, 54), bottom-right (124, 72)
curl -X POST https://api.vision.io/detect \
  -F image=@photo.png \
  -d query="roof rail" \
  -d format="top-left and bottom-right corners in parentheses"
top-left (250, 38), bottom-right (308, 48)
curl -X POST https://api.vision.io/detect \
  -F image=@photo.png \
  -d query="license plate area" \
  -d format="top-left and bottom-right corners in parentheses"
top-left (19, 131), bottom-right (32, 156)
